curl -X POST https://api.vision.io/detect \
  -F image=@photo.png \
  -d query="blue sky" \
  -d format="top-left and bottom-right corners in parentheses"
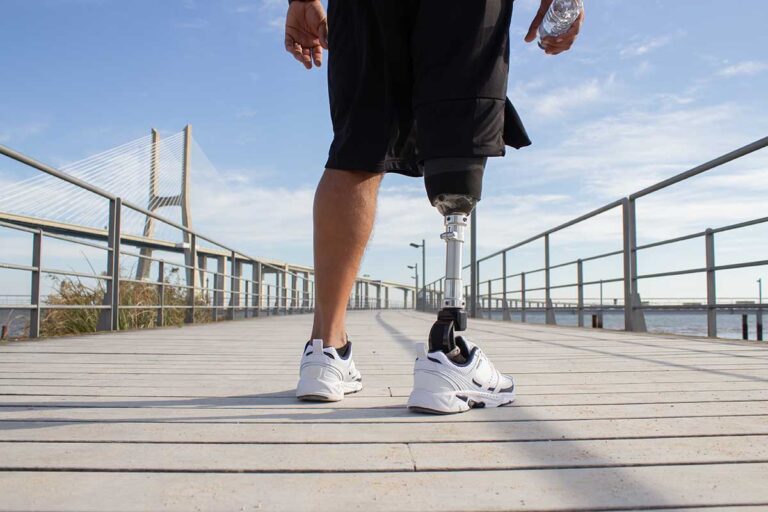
top-left (1, 0), bottom-right (767, 302)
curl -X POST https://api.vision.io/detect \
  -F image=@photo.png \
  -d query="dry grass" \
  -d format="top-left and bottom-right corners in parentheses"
top-left (40, 270), bottom-right (214, 337)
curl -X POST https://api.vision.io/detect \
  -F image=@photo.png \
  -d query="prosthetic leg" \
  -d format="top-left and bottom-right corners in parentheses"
top-left (423, 157), bottom-right (486, 357)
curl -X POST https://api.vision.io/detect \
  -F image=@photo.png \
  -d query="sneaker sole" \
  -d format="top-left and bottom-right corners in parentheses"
top-left (407, 388), bottom-right (515, 414)
top-left (296, 380), bottom-right (363, 402)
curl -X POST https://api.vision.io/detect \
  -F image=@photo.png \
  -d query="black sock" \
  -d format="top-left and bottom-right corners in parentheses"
top-left (336, 342), bottom-right (351, 358)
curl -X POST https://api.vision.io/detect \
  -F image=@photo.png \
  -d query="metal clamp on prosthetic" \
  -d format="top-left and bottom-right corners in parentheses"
top-left (424, 157), bottom-right (485, 355)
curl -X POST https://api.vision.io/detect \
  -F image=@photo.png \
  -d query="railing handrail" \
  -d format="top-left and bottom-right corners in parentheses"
top-left (420, 136), bottom-right (768, 341)
top-left (629, 136), bottom-right (768, 200)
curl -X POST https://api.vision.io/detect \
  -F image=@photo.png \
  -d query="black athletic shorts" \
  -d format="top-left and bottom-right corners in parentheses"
top-left (325, 0), bottom-right (531, 177)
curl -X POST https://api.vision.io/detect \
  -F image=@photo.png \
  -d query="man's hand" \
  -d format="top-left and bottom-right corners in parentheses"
top-left (524, 0), bottom-right (584, 55)
top-left (284, 0), bottom-right (328, 69)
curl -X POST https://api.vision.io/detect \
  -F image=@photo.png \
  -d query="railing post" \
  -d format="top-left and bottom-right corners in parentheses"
top-left (705, 228), bottom-right (717, 337)
top-left (29, 229), bottom-right (42, 338)
top-left (229, 251), bottom-right (239, 320)
top-left (302, 272), bottom-right (310, 311)
top-left (521, 272), bottom-right (527, 323)
top-left (184, 233), bottom-right (196, 324)
top-left (621, 198), bottom-right (635, 332)
top-left (244, 280), bottom-right (250, 318)
top-left (544, 234), bottom-right (555, 324)
top-left (310, 278), bottom-right (315, 311)
top-left (157, 260), bottom-right (165, 327)
top-left (253, 262), bottom-right (262, 317)
top-left (577, 258), bottom-right (584, 327)
top-left (502, 251), bottom-right (511, 321)
top-left (214, 255), bottom-right (225, 322)
top-left (98, 197), bottom-right (121, 332)
top-left (470, 209), bottom-right (478, 319)
top-left (486, 281), bottom-right (492, 318)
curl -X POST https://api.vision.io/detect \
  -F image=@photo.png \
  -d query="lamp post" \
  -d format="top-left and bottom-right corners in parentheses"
top-left (758, 278), bottom-right (764, 341)
top-left (409, 240), bottom-right (425, 310)
top-left (407, 264), bottom-right (418, 311)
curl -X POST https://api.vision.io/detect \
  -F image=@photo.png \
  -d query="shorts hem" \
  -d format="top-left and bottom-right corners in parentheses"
top-left (325, 157), bottom-right (423, 178)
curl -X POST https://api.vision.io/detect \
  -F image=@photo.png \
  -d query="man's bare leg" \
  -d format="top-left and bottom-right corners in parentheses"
top-left (310, 168), bottom-right (383, 349)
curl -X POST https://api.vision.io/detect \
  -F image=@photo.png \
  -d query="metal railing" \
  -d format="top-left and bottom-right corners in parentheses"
top-left (424, 136), bottom-right (768, 340)
top-left (0, 144), bottom-right (415, 339)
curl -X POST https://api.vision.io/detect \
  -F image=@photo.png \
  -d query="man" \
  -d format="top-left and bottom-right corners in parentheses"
top-left (286, 0), bottom-right (582, 413)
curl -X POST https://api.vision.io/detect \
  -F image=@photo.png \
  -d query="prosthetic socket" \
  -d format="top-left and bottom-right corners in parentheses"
top-left (423, 157), bottom-right (485, 354)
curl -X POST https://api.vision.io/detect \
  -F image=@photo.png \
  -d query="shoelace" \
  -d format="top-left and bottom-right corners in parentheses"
top-left (476, 349), bottom-right (502, 384)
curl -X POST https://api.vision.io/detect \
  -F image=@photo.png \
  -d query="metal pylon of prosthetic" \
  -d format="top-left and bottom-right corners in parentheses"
top-left (428, 194), bottom-right (476, 355)
top-left (135, 125), bottom-right (195, 293)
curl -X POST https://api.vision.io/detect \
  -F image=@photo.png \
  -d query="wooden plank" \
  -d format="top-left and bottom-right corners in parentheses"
top-left (0, 415), bottom-right (765, 443)
top-left (0, 385), bottom-right (768, 404)
top-left (1, 463), bottom-right (767, 511)
top-left (0, 442), bottom-right (413, 472)
top-left (2, 399), bottom-right (768, 423)
top-left (409, 434), bottom-right (768, 470)
top-left (1, 435), bottom-right (766, 473)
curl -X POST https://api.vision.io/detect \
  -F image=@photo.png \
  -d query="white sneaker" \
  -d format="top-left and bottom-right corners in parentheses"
top-left (407, 336), bottom-right (515, 414)
top-left (296, 339), bottom-right (363, 402)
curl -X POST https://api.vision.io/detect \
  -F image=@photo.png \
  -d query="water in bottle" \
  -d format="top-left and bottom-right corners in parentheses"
top-left (538, 0), bottom-right (583, 47)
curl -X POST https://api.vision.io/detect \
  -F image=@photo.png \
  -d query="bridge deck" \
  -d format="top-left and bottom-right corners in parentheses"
top-left (1, 310), bottom-right (768, 511)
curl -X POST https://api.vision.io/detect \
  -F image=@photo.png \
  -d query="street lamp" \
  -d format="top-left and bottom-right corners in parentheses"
top-left (407, 264), bottom-right (418, 311)
top-left (758, 278), bottom-right (764, 341)
top-left (410, 240), bottom-right (425, 310)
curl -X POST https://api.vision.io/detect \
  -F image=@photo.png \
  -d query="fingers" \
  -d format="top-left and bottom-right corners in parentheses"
top-left (539, 10), bottom-right (583, 55)
top-left (524, 0), bottom-right (550, 42)
top-left (284, 34), bottom-right (305, 64)
top-left (318, 17), bottom-right (329, 49)
top-left (285, 33), bottom-right (324, 69)
top-left (524, 11), bottom-right (545, 42)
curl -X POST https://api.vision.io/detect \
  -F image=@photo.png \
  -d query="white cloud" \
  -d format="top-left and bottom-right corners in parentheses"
top-left (620, 34), bottom-right (676, 58)
top-left (717, 60), bottom-right (768, 78)
top-left (511, 75), bottom-right (616, 119)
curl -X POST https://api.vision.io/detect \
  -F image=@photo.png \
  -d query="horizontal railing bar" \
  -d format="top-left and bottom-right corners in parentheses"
top-left (0, 219), bottom-right (40, 234)
top-left (630, 136), bottom-right (768, 199)
top-left (711, 215), bottom-right (768, 235)
top-left (41, 304), bottom-right (111, 310)
top-left (0, 262), bottom-right (37, 272)
top-left (478, 199), bottom-right (625, 263)
top-left (583, 277), bottom-right (624, 286)
top-left (580, 249), bottom-right (624, 263)
top-left (0, 146), bottom-right (334, 288)
top-left (636, 231), bottom-right (706, 251)
top-left (0, 144), bottom-right (114, 199)
top-left (43, 231), bottom-right (112, 252)
top-left (638, 259), bottom-right (768, 281)
top-left (41, 268), bottom-right (112, 281)
top-left (118, 249), bottom-right (166, 263)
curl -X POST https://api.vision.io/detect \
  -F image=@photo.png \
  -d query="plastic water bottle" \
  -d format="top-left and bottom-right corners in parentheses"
top-left (538, 0), bottom-right (583, 46)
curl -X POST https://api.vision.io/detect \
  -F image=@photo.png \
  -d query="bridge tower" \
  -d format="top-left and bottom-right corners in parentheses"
top-left (135, 125), bottom-right (195, 292)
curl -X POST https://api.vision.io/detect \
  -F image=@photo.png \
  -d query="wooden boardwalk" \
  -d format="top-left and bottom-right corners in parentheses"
top-left (1, 310), bottom-right (768, 511)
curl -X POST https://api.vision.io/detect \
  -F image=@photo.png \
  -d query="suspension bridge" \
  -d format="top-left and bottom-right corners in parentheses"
top-left (1, 132), bottom-right (768, 511)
